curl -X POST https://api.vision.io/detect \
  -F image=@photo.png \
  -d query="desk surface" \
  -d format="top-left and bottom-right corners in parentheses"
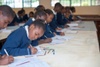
top-left (0, 21), bottom-right (97, 40)
top-left (0, 21), bottom-right (100, 67)
top-left (37, 31), bottom-right (100, 67)
top-left (0, 26), bottom-right (19, 40)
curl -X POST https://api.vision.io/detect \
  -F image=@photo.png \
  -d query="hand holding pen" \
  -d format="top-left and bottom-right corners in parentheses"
top-left (28, 45), bottom-right (38, 55)
top-left (0, 49), bottom-right (14, 65)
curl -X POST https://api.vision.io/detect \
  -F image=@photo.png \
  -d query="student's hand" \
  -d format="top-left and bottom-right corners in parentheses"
top-left (0, 55), bottom-right (14, 65)
top-left (44, 38), bottom-right (52, 43)
top-left (53, 32), bottom-right (56, 36)
top-left (60, 32), bottom-right (65, 36)
top-left (56, 27), bottom-right (62, 30)
top-left (30, 47), bottom-right (38, 54)
top-left (64, 25), bottom-right (69, 28)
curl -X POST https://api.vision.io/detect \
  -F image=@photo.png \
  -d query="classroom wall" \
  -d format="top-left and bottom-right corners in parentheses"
top-left (13, 0), bottom-right (100, 15)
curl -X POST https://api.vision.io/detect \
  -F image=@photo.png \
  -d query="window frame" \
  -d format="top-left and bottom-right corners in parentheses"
top-left (51, 0), bottom-right (100, 6)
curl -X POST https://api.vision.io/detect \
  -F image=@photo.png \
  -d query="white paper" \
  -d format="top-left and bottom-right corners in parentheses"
top-left (34, 46), bottom-right (45, 56)
top-left (8, 57), bottom-right (50, 67)
top-left (50, 35), bottom-right (74, 44)
top-left (69, 26), bottom-right (81, 30)
top-left (67, 23), bottom-right (78, 27)
top-left (66, 30), bottom-right (77, 34)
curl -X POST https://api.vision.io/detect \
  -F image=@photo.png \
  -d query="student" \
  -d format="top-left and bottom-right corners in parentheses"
top-left (44, 9), bottom-right (65, 36)
top-left (24, 10), bottom-right (47, 26)
top-left (70, 7), bottom-right (81, 20)
top-left (1, 19), bottom-right (45, 56)
top-left (24, 10), bottom-right (52, 45)
top-left (56, 6), bottom-right (69, 27)
top-left (0, 5), bottom-right (15, 65)
top-left (29, 11), bottom-right (34, 18)
top-left (34, 5), bottom-right (45, 12)
top-left (51, 2), bottom-right (63, 29)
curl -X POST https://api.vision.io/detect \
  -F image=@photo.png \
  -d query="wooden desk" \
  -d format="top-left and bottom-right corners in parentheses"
top-left (0, 21), bottom-right (100, 67)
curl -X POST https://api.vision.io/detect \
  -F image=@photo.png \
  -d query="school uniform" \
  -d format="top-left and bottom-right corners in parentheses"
top-left (49, 15), bottom-right (58, 30)
top-left (24, 18), bottom-right (35, 26)
top-left (16, 14), bottom-right (24, 23)
top-left (56, 12), bottom-right (69, 26)
top-left (41, 24), bottom-right (55, 39)
top-left (0, 26), bottom-right (38, 56)
top-left (23, 14), bottom-right (29, 21)
top-left (68, 14), bottom-right (73, 21)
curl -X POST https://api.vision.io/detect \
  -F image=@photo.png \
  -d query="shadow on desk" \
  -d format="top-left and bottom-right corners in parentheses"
top-left (0, 38), bottom-right (6, 50)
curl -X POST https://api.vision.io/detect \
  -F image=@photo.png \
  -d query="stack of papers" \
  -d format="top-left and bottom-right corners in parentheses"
top-left (8, 56), bottom-right (50, 67)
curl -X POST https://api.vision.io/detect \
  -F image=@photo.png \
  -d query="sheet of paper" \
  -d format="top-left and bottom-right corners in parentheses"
top-left (56, 28), bottom-right (77, 34)
top-left (69, 26), bottom-right (81, 30)
top-left (8, 56), bottom-right (50, 67)
top-left (34, 46), bottom-right (45, 56)
top-left (67, 23), bottom-right (78, 27)
top-left (66, 30), bottom-right (77, 34)
top-left (70, 20), bottom-right (82, 23)
top-left (50, 35), bottom-right (74, 45)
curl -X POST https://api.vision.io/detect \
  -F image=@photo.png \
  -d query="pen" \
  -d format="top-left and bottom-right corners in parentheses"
top-left (44, 35), bottom-right (47, 38)
top-left (16, 61), bottom-right (30, 66)
top-left (50, 31), bottom-right (52, 34)
top-left (4, 49), bottom-right (9, 56)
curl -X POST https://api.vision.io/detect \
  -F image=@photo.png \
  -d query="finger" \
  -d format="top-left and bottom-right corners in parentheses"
top-left (1, 54), bottom-right (7, 58)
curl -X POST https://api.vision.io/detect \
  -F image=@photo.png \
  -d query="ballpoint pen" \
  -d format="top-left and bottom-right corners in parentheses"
top-left (4, 49), bottom-right (9, 56)
top-left (44, 35), bottom-right (47, 38)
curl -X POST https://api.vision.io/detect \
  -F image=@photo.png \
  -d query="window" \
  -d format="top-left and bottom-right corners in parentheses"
top-left (0, 0), bottom-right (39, 8)
top-left (71, 0), bottom-right (80, 6)
top-left (51, 0), bottom-right (100, 6)
top-left (60, 0), bottom-right (70, 6)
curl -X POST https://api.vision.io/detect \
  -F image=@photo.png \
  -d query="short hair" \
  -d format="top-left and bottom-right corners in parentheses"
top-left (35, 5), bottom-right (45, 11)
top-left (0, 5), bottom-right (15, 18)
top-left (70, 7), bottom-right (75, 13)
top-left (34, 10), bottom-right (47, 19)
top-left (54, 2), bottom-right (62, 8)
top-left (30, 19), bottom-right (45, 31)
top-left (45, 9), bottom-right (54, 15)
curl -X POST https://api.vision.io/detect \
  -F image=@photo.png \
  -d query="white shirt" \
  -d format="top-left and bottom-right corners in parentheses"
top-left (25, 25), bottom-right (29, 39)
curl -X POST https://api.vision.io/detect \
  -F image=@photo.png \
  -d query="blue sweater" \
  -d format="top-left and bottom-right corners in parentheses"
top-left (49, 15), bottom-right (58, 30)
top-left (0, 27), bottom-right (38, 56)
top-left (68, 15), bottom-right (73, 21)
top-left (24, 18), bottom-right (33, 26)
top-left (57, 12), bottom-right (68, 26)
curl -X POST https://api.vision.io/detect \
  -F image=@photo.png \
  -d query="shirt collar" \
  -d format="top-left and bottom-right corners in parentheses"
top-left (25, 25), bottom-right (29, 39)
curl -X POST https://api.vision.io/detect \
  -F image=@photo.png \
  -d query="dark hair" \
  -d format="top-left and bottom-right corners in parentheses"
top-left (35, 5), bottom-right (45, 11)
top-left (34, 10), bottom-right (47, 19)
top-left (0, 5), bottom-right (15, 18)
top-left (17, 10), bottom-right (23, 14)
top-left (45, 9), bottom-right (54, 15)
top-left (29, 11), bottom-right (34, 14)
top-left (54, 2), bottom-right (62, 8)
top-left (31, 19), bottom-right (45, 31)
top-left (70, 7), bottom-right (75, 13)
